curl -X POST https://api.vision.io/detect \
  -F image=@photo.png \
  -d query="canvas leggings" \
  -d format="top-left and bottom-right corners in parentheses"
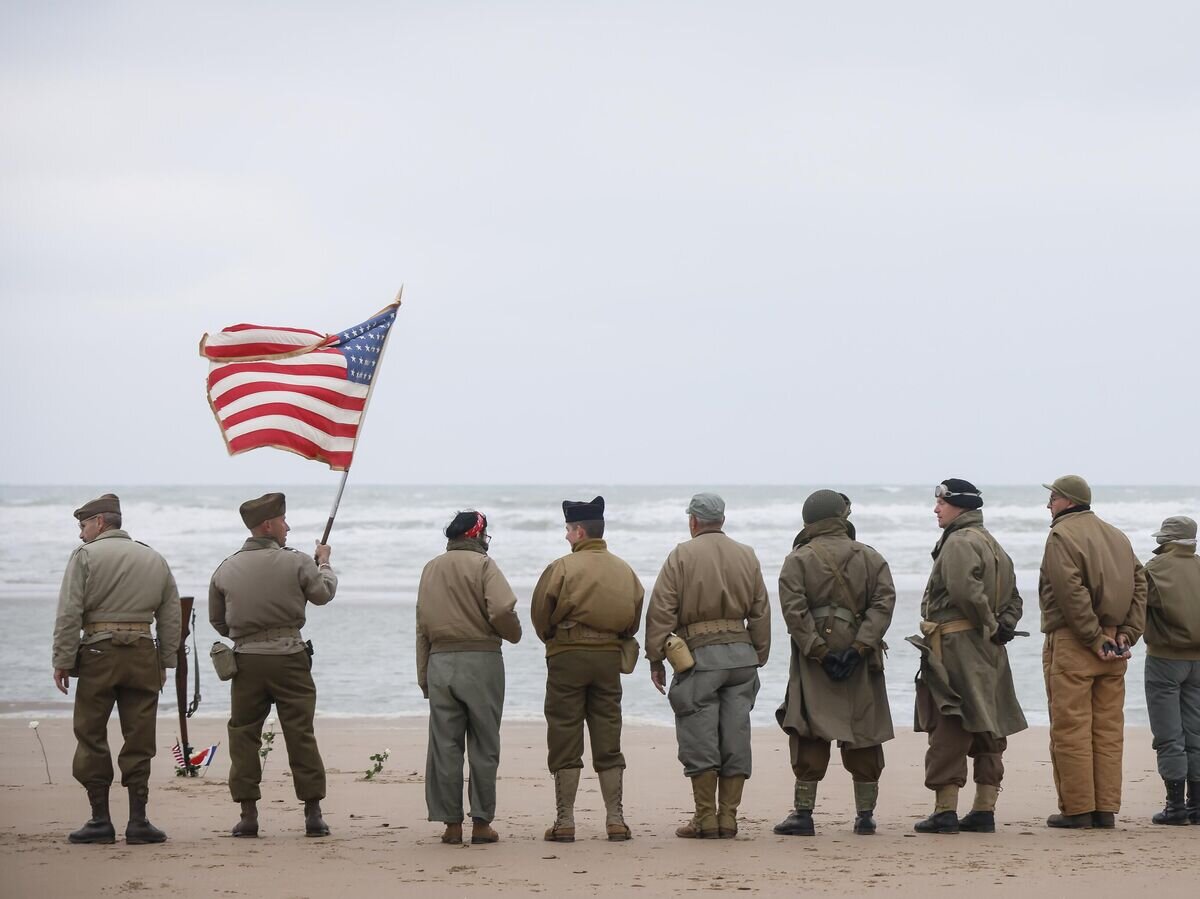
top-left (1042, 628), bottom-right (1126, 815)
top-left (1144, 654), bottom-right (1200, 782)
top-left (425, 651), bottom-right (505, 823)
top-left (72, 636), bottom-right (161, 797)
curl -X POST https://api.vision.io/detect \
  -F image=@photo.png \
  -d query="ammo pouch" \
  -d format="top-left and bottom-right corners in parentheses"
top-left (210, 642), bottom-right (238, 681)
top-left (619, 637), bottom-right (640, 675)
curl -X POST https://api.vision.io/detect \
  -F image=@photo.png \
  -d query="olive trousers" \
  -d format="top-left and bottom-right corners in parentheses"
top-left (917, 682), bottom-right (1007, 789)
top-left (789, 735), bottom-right (884, 782)
top-left (425, 651), bottom-right (505, 823)
top-left (544, 649), bottom-right (625, 773)
top-left (227, 651), bottom-right (326, 802)
top-left (72, 636), bottom-right (161, 797)
top-left (1043, 628), bottom-right (1126, 815)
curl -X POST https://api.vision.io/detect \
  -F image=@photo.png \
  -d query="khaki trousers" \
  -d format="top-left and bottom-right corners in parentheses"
top-left (544, 650), bottom-right (625, 773)
top-left (918, 683), bottom-right (1006, 789)
top-left (789, 734), bottom-right (884, 783)
top-left (227, 651), bottom-right (326, 802)
top-left (72, 636), bottom-right (161, 797)
top-left (1043, 628), bottom-right (1126, 815)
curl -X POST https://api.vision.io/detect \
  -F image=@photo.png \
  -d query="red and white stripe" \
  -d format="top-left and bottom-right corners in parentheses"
top-left (201, 326), bottom-right (367, 471)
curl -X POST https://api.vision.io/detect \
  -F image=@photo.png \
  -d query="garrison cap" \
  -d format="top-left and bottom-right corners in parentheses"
top-left (1042, 475), bottom-right (1091, 506)
top-left (563, 496), bottom-right (604, 523)
top-left (687, 492), bottom-right (726, 522)
top-left (1153, 515), bottom-right (1197, 541)
top-left (240, 492), bottom-right (286, 529)
top-left (74, 493), bottom-right (121, 520)
top-left (802, 489), bottom-right (848, 525)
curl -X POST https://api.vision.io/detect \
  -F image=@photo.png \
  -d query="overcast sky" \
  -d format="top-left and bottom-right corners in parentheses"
top-left (2, 1), bottom-right (1197, 487)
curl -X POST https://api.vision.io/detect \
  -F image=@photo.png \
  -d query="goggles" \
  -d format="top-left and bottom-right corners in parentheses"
top-left (935, 483), bottom-right (981, 500)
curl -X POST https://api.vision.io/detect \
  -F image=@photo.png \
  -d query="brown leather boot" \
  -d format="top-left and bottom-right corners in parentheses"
top-left (125, 790), bottom-right (167, 844)
top-left (598, 768), bottom-right (631, 841)
top-left (676, 770), bottom-right (719, 838)
top-left (470, 818), bottom-right (499, 844)
top-left (717, 774), bottom-right (745, 838)
top-left (69, 786), bottom-right (116, 844)
top-left (232, 800), bottom-right (259, 837)
top-left (544, 769), bottom-right (579, 842)
top-left (304, 799), bottom-right (330, 837)
top-left (441, 821), bottom-right (463, 844)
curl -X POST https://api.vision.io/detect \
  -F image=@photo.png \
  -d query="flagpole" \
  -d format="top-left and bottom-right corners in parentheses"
top-left (318, 285), bottom-right (403, 547)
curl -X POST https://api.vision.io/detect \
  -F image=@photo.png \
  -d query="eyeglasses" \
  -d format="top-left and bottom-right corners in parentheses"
top-left (78, 515), bottom-right (99, 528)
top-left (935, 484), bottom-right (981, 499)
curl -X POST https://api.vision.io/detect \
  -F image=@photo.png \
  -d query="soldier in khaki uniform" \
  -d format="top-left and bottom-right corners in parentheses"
top-left (209, 493), bottom-right (337, 838)
top-left (1141, 515), bottom-right (1200, 825)
top-left (52, 493), bottom-right (181, 845)
top-left (532, 496), bottom-right (644, 842)
top-left (1039, 475), bottom-right (1147, 828)
top-left (773, 490), bottom-right (896, 837)
top-left (909, 479), bottom-right (1028, 834)
top-left (416, 510), bottom-right (522, 845)
top-left (645, 493), bottom-right (771, 839)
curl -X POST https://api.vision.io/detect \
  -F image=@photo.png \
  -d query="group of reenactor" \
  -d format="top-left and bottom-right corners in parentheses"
top-left (51, 477), bottom-right (1200, 845)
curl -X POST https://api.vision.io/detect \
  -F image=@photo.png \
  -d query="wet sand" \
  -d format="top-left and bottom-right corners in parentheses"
top-left (1, 718), bottom-right (1194, 897)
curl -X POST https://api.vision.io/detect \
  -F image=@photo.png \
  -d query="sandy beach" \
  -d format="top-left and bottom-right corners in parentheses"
top-left (1, 717), bottom-right (1194, 897)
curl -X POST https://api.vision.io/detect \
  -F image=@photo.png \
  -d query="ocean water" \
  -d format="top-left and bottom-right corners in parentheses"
top-left (3, 484), bottom-right (1194, 731)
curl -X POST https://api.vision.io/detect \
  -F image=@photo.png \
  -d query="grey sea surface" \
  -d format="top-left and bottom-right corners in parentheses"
top-left (3, 484), bottom-right (1194, 731)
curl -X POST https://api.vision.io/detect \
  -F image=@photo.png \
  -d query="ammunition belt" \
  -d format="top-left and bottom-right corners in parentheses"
top-left (677, 618), bottom-right (747, 639)
top-left (83, 621), bottom-right (151, 636)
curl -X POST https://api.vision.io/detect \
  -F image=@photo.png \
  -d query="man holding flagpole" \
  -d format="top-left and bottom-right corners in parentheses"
top-left (209, 493), bottom-right (337, 838)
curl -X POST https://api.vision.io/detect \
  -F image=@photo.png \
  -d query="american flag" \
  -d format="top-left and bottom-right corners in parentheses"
top-left (173, 741), bottom-right (219, 771)
top-left (199, 303), bottom-right (400, 471)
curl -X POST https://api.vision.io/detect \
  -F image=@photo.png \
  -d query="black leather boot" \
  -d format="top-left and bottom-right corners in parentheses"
top-left (1188, 781), bottom-right (1200, 824)
top-left (125, 790), bottom-right (167, 844)
top-left (853, 810), bottom-right (876, 835)
top-left (1046, 812), bottom-right (1092, 829)
top-left (772, 808), bottom-right (815, 836)
top-left (959, 810), bottom-right (995, 833)
top-left (232, 800), bottom-right (259, 837)
top-left (69, 786), bottom-right (116, 844)
top-left (914, 810), bottom-right (959, 834)
top-left (304, 799), bottom-right (330, 837)
top-left (1151, 780), bottom-right (1189, 825)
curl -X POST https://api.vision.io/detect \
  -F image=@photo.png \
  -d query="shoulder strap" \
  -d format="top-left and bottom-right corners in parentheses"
top-left (807, 541), bottom-right (860, 616)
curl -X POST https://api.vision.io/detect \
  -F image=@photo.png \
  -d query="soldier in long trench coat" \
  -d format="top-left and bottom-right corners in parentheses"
top-left (773, 490), bottom-right (896, 836)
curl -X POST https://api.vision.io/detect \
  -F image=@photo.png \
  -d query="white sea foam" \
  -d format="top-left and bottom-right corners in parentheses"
top-left (3, 484), bottom-right (1191, 726)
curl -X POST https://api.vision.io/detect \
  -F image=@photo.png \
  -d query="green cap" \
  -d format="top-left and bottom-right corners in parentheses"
top-left (74, 493), bottom-right (120, 520)
top-left (1042, 475), bottom-right (1091, 506)
top-left (240, 492), bottom-right (286, 529)
top-left (1153, 516), bottom-right (1197, 541)
top-left (686, 492), bottom-right (725, 522)
top-left (802, 489), bottom-right (848, 525)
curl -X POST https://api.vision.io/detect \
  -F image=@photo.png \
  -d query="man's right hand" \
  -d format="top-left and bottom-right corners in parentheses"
top-left (650, 662), bottom-right (667, 695)
top-left (53, 668), bottom-right (70, 695)
top-left (314, 543), bottom-right (332, 566)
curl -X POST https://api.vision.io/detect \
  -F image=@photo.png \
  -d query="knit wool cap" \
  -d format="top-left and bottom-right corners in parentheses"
top-left (1152, 515), bottom-right (1197, 542)
top-left (240, 492), bottom-right (286, 529)
top-left (939, 478), bottom-right (983, 510)
top-left (74, 493), bottom-right (121, 520)
top-left (686, 492), bottom-right (725, 522)
top-left (802, 489), bottom-right (848, 525)
top-left (1043, 475), bottom-right (1091, 506)
top-left (445, 510), bottom-right (487, 539)
top-left (563, 496), bottom-right (604, 523)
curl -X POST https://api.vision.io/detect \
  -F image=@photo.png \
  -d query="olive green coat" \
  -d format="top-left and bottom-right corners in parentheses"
top-left (910, 511), bottom-right (1028, 739)
top-left (1144, 542), bottom-right (1200, 660)
top-left (776, 518), bottom-right (896, 749)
